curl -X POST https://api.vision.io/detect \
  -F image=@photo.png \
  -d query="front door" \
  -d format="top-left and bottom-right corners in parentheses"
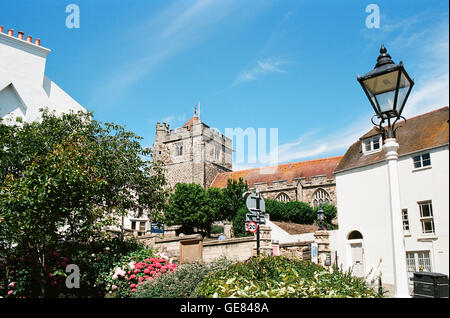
top-left (351, 243), bottom-right (364, 277)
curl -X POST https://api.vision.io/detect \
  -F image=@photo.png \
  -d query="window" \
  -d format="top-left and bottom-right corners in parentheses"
top-left (175, 143), bottom-right (183, 157)
top-left (313, 189), bottom-right (330, 208)
top-left (413, 153), bottom-right (431, 169)
top-left (418, 201), bottom-right (435, 234)
top-left (276, 193), bottom-right (290, 202)
top-left (402, 209), bottom-right (410, 232)
top-left (406, 251), bottom-right (432, 275)
top-left (215, 145), bottom-right (221, 160)
top-left (131, 221), bottom-right (136, 230)
top-left (362, 135), bottom-right (382, 154)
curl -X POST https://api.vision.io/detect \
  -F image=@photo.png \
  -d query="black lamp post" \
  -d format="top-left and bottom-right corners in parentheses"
top-left (317, 206), bottom-right (324, 231)
top-left (357, 45), bottom-right (414, 138)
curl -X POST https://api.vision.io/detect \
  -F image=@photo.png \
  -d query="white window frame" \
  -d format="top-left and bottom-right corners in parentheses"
top-left (406, 251), bottom-right (432, 276)
top-left (412, 152), bottom-right (431, 170)
top-left (362, 135), bottom-right (382, 155)
top-left (402, 208), bottom-right (410, 235)
top-left (418, 201), bottom-right (435, 235)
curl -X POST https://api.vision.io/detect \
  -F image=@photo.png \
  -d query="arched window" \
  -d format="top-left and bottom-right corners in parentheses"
top-left (276, 192), bottom-right (290, 202)
top-left (348, 230), bottom-right (363, 240)
top-left (312, 188), bottom-right (330, 208)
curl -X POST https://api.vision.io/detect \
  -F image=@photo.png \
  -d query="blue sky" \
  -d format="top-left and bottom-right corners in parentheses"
top-left (1, 0), bottom-right (448, 170)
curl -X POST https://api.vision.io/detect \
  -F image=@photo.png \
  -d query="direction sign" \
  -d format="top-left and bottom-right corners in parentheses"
top-left (245, 192), bottom-right (265, 212)
top-left (245, 213), bottom-right (266, 224)
top-left (246, 221), bottom-right (258, 233)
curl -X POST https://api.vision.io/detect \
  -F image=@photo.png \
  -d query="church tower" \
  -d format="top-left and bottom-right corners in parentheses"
top-left (153, 109), bottom-right (232, 189)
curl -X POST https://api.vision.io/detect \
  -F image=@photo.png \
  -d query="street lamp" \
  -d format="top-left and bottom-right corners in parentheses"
top-left (358, 45), bottom-right (413, 298)
top-left (317, 206), bottom-right (324, 231)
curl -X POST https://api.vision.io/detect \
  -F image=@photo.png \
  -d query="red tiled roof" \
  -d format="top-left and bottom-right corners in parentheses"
top-left (182, 115), bottom-right (201, 129)
top-left (335, 106), bottom-right (449, 173)
top-left (210, 156), bottom-right (343, 188)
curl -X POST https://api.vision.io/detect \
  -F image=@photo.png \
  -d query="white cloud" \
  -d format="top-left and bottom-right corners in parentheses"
top-left (232, 59), bottom-right (287, 87)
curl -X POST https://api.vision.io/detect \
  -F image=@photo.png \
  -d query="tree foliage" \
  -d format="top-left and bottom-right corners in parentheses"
top-left (265, 199), bottom-right (315, 224)
top-left (0, 109), bottom-right (168, 297)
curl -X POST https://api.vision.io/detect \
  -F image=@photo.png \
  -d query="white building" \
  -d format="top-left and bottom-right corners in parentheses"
top-left (0, 26), bottom-right (85, 122)
top-left (334, 107), bottom-right (449, 288)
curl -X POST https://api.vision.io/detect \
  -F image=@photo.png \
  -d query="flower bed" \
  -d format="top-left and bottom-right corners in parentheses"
top-left (104, 250), bottom-right (177, 297)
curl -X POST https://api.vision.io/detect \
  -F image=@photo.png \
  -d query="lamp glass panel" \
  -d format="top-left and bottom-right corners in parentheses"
top-left (396, 71), bottom-right (412, 115)
top-left (362, 70), bottom-right (400, 114)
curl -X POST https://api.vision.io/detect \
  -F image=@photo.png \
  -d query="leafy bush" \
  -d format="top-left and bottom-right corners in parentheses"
top-left (133, 256), bottom-right (235, 298)
top-left (102, 249), bottom-right (177, 298)
top-left (313, 204), bottom-right (338, 230)
top-left (265, 199), bottom-right (315, 224)
top-left (195, 256), bottom-right (381, 298)
top-left (232, 206), bottom-right (253, 238)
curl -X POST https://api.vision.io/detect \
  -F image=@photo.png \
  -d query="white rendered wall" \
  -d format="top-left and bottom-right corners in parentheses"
top-left (335, 146), bottom-right (449, 285)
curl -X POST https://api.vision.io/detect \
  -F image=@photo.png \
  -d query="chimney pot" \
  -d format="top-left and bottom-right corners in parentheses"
top-left (8, 29), bottom-right (14, 36)
top-left (26, 35), bottom-right (32, 42)
top-left (18, 31), bottom-right (24, 40)
top-left (34, 38), bottom-right (40, 46)
top-left (0, 26), bottom-right (4, 33)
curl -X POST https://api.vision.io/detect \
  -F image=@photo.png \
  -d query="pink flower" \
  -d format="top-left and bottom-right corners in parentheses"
top-left (144, 268), bottom-right (150, 274)
top-left (130, 283), bottom-right (137, 288)
top-left (130, 274), bottom-right (136, 280)
top-left (131, 289), bottom-right (136, 292)
top-left (150, 271), bottom-right (156, 276)
top-left (8, 282), bottom-right (15, 288)
top-left (145, 276), bottom-right (150, 281)
top-left (138, 276), bottom-right (144, 282)
top-left (111, 285), bottom-right (118, 290)
top-left (8, 290), bottom-right (13, 295)
top-left (134, 269), bottom-right (140, 274)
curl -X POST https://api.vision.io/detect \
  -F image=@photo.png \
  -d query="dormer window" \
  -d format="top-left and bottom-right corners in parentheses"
top-left (362, 135), bottom-right (382, 154)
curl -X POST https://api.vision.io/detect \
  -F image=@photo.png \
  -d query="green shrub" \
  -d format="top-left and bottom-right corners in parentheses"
top-left (195, 256), bottom-right (381, 298)
top-left (313, 204), bottom-right (338, 230)
top-left (133, 256), bottom-right (235, 298)
top-left (265, 199), bottom-right (315, 224)
top-left (232, 206), bottom-right (253, 238)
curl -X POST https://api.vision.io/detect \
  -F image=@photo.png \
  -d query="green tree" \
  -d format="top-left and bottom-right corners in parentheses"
top-left (163, 183), bottom-right (215, 236)
top-left (220, 178), bottom-right (249, 221)
top-left (0, 109), bottom-right (168, 297)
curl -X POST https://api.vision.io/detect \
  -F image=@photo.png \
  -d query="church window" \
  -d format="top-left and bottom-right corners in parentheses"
top-left (313, 188), bottom-right (330, 208)
top-left (215, 145), bottom-right (221, 160)
top-left (175, 143), bottom-right (183, 156)
top-left (276, 193), bottom-right (290, 202)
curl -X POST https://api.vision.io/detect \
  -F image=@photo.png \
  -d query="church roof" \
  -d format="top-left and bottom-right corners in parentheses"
top-left (335, 106), bottom-right (449, 173)
top-left (182, 115), bottom-right (201, 129)
top-left (210, 156), bottom-right (343, 188)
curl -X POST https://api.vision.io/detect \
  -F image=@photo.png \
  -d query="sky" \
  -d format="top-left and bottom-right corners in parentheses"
top-left (1, 0), bottom-right (448, 170)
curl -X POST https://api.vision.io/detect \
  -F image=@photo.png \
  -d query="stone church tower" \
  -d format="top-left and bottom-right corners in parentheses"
top-left (153, 113), bottom-right (232, 189)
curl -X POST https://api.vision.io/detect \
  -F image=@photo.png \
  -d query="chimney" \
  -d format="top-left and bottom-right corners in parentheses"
top-left (26, 35), bottom-right (32, 43)
top-left (18, 31), bottom-right (24, 40)
top-left (34, 38), bottom-right (40, 46)
top-left (0, 26), bottom-right (4, 33)
top-left (8, 29), bottom-right (14, 36)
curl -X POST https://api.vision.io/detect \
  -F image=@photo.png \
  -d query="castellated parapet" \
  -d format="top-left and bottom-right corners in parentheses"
top-left (153, 116), bottom-right (232, 189)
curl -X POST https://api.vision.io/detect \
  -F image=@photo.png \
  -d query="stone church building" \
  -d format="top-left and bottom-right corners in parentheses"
top-left (154, 113), bottom-right (342, 209)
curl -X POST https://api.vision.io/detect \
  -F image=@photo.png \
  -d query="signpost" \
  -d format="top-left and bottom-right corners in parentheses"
top-left (150, 222), bottom-right (164, 234)
top-left (311, 243), bottom-right (318, 264)
top-left (244, 191), bottom-right (265, 256)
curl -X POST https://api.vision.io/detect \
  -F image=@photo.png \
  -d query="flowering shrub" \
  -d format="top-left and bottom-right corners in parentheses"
top-left (103, 250), bottom-right (177, 298)
top-left (4, 248), bottom-right (71, 298)
top-left (133, 256), bottom-right (235, 298)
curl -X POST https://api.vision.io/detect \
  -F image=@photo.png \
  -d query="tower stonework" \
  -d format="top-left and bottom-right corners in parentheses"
top-left (153, 115), bottom-right (232, 189)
